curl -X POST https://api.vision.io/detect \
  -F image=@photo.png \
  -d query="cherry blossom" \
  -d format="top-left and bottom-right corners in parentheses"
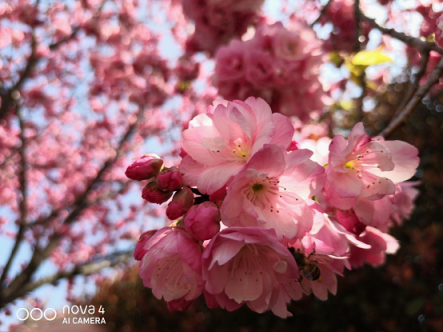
top-left (348, 227), bottom-right (399, 268)
top-left (213, 21), bottom-right (326, 120)
top-left (221, 144), bottom-right (325, 240)
top-left (179, 97), bottom-right (294, 194)
top-left (326, 122), bottom-right (419, 200)
top-left (202, 227), bottom-right (301, 318)
top-left (138, 227), bottom-right (204, 308)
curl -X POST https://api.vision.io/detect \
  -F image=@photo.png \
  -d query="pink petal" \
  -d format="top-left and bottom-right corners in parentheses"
top-left (270, 113), bottom-right (294, 149)
top-left (212, 103), bottom-right (246, 141)
top-left (197, 162), bottom-right (244, 194)
top-left (327, 170), bottom-right (363, 198)
top-left (370, 141), bottom-right (419, 183)
top-left (246, 144), bottom-right (286, 178)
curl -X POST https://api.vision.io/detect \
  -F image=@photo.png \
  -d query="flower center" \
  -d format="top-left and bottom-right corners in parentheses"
top-left (345, 161), bottom-right (355, 169)
top-left (252, 183), bottom-right (264, 192)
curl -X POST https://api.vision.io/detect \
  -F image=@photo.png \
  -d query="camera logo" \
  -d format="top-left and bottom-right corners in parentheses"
top-left (16, 308), bottom-right (57, 321)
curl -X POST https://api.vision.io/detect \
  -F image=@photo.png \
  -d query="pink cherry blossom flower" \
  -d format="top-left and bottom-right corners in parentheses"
top-left (221, 144), bottom-right (325, 240)
top-left (288, 239), bottom-right (341, 301)
top-left (184, 201), bottom-right (221, 241)
top-left (353, 195), bottom-right (393, 231)
top-left (348, 226), bottom-right (399, 268)
top-left (138, 227), bottom-right (204, 308)
top-left (335, 209), bottom-right (366, 236)
top-left (390, 181), bottom-right (420, 224)
top-left (179, 97), bottom-right (294, 194)
top-left (134, 229), bottom-right (158, 261)
top-left (327, 122), bottom-right (419, 200)
top-left (212, 21), bottom-right (326, 120)
top-left (299, 136), bottom-right (331, 166)
top-left (309, 205), bottom-right (370, 257)
top-left (202, 227), bottom-right (301, 318)
top-left (182, 0), bottom-right (264, 55)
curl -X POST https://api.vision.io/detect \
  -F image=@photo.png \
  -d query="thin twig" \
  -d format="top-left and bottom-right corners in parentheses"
top-left (380, 56), bottom-right (443, 137)
top-left (354, 0), bottom-right (361, 53)
top-left (0, 35), bottom-right (37, 121)
top-left (392, 51), bottom-right (430, 119)
top-left (311, 0), bottom-right (333, 27)
top-left (355, 72), bottom-right (366, 121)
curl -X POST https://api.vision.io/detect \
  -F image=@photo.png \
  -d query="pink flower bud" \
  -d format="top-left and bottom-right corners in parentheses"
top-left (125, 153), bottom-right (164, 181)
top-left (167, 298), bottom-right (194, 311)
top-left (142, 182), bottom-right (173, 204)
top-left (134, 229), bottom-right (158, 261)
top-left (436, 14), bottom-right (443, 48)
top-left (157, 167), bottom-right (183, 191)
top-left (287, 140), bottom-right (298, 152)
top-left (184, 202), bottom-right (220, 241)
top-left (166, 187), bottom-right (194, 220)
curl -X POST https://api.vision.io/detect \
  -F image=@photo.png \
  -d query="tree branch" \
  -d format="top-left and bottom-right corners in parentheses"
top-left (355, 72), bottom-right (366, 121)
top-left (0, 107), bottom-right (28, 287)
top-left (0, 0), bottom-right (109, 121)
top-left (391, 51), bottom-right (430, 120)
top-left (380, 56), bottom-right (443, 137)
top-left (311, 0), bottom-right (333, 27)
top-left (1, 250), bottom-right (133, 306)
top-left (0, 108), bottom-right (144, 308)
top-left (0, 34), bottom-right (37, 121)
top-left (359, 11), bottom-right (443, 55)
top-left (354, 0), bottom-right (361, 53)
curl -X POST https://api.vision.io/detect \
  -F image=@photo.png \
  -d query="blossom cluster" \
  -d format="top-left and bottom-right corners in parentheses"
top-left (213, 22), bottom-right (326, 121)
top-left (182, 0), bottom-right (264, 55)
top-left (127, 97), bottom-right (419, 318)
top-left (319, 0), bottom-right (371, 53)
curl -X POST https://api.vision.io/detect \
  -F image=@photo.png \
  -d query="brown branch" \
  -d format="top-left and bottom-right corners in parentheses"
top-left (1, 250), bottom-right (132, 306)
top-left (0, 0), bottom-right (109, 122)
top-left (0, 34), bottom-right (37, 121)
top-left (391, 51), bottom-right (430, 120)
top-left (359, 11), bottom-right (443, 55)
top-left (311, 0), bottom-right (333, 27)
top-left (0, 107), bottom-right (28, 286)
top-left (380, 56), bottom-right (443, 137)
top-left (0, 108), bottom-right (144, 308)
top-left (355, 72), bottom-right (366, 121)
top-left (48, 27), bottom-right (80, 51)
top-left (354, 0), bottom-right (361, 53)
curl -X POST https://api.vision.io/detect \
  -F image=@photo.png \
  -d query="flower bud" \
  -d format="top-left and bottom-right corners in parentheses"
top-left (287, 140), bottom-right (298, 152)
top-left (142, 181), bottom-right (173, 204)
top-left (167, 298), bottom-right (194, 311)
top-left (166, 187), bottom-right (194, 220)
top-left (125, 153), bottom-right (163, 181)
top-left (134, 229), bottom-right (157, 261)
top-left (157, 167), bottom-right (183, 191)
top-left (436, 14), bottom-right (443, 48)
top-left (184, 202), bottom-right (221, 241)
